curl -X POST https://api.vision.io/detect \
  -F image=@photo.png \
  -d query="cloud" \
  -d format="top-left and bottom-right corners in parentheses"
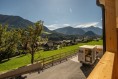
top-left (75, 22), bottom-right (99, 28)
top-left (69, 8), bottom-right (72, 13)
top-left (45, 22), bottom-right (101, 30)
top-left (45, 24), bottom-right (58, 30)
top-left (63, 24), bottom-right (70, 26)
top-left (45, 23), bottom-right (71, 30)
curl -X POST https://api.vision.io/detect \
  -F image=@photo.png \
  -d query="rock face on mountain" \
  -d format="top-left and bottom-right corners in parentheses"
top-left (81, 26), bottom-right (102, 35)
top-left (0, 14), bottom-right (50, 32)
top-left (54, 26), bottom-right (85, 35)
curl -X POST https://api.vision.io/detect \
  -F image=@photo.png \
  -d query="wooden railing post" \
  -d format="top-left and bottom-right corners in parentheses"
top-left (60, 53), bottom-right (62, 63)
top-left (42, 58), bottom-right (45, 71)
top-left (65, 52), bottom-right (68, 61)
top-left (52, 56), bottom-right (54, 66)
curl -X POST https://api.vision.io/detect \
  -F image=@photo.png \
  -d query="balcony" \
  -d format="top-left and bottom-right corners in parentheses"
top-left (87, 0), bottom-right (118, 79)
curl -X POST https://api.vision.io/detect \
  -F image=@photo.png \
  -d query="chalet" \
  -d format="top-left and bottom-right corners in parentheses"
top-left (43, 42), bottom-right (54, 51)
top-left (75, 38), bottom-right (83, 43)
top-left (63, 40), bottom-right (71, 46)
top-left (43, 41), bottom-right (63, 50)
top-left (82, 37), bottom-right (89, 43)
top-left (53, 41), bottom-right (63, 49)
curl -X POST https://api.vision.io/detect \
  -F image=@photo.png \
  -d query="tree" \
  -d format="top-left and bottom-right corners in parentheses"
top-left (0, 24), bottom-right (8, 61)
top-left (0, 24), bottom-right (22, 61)
top-left (5, 29), bottom-right (21, 60)
top-left (21, 21), bottom-right (43, 64)
top-left (0, 21), bottom-right (43, 63)
top-left (0, 25), bottom-right (20, 60)
top-left (19, 29), bottom-right (29, 54)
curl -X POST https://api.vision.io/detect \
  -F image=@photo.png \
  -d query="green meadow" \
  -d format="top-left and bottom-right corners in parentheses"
top-left (0, 40), bottom-right (103, 73)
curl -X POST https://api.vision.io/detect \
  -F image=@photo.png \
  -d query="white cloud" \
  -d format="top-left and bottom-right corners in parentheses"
top-left (69, 8), bottom-right (72, 13)
top-left (75, 22), bottom-right (99, 28)
top-left (45, 24), bottom-right (58, 30)
top-left (45, 22), bottom-right (101, 30)
top-left (45, 23), bottom-right (71, 30)
top-left (63, 24), bottom-right (70, 26)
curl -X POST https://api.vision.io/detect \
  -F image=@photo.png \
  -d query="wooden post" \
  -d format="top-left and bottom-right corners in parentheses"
top-left (42, 58), bottom-right (45, 71)
top-left (60, 53), bottom-right (62, 63)
top-left (112, 28), bottom-right (118, 79)
top-left (99, 0), bottom-right (118, 78)
top-left (65, 52), bottom-right (68, 61)
top-left (105, 0), bottom-right (117, 53)
top-left (52, 56), bottom-right (54, 66)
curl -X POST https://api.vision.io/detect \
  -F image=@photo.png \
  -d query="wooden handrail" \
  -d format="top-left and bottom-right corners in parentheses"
top-left (87, 51), bottom-right (115, 79)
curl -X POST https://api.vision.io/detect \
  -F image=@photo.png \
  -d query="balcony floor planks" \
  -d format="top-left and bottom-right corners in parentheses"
top-left (87, 51), bottom-right (115, 79)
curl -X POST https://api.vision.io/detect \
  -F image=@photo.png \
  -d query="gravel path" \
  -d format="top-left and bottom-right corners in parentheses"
top-left (23, 56), bottom-right (88, 79)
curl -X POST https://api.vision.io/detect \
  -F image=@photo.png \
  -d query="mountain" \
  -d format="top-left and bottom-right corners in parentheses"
top-left (81, 26), bottom-right (102, 35)
top-left (0, 14), bottom-right (33, 28)
top-left (54, 26), bottom-right (85, 35)
top-left (84, 31), bottom-right (97, 37)
top-left (43, 26), bottom-right (51, 32)
top-left (0, 14), bottom-right (50, 32)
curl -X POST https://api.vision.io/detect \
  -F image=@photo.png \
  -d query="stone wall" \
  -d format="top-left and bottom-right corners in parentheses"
top-left (0, 62), bottom-right (42, 79)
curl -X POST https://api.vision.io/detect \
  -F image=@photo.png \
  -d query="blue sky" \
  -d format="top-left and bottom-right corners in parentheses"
top-left (0, 0), bottom-right (102, 30)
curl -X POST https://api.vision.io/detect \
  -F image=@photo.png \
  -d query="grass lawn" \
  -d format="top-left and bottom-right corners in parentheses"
top-left (0, 40), bottom-right (103, 73)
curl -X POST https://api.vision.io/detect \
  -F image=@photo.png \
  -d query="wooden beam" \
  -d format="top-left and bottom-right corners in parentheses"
top-left (87, 51), bottom-right (115, 79)
top-left (99, 0), bottom-right (105, 5)
top-left (105, 0), bottom-right (117, 53)
top-left (112, 29), bottom-right (118, 79)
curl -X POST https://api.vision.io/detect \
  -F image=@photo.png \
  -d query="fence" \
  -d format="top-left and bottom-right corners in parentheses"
top-left (35, 49), bottom-right (79, 70)
top-left (0, 49), bottom-right (79, 79)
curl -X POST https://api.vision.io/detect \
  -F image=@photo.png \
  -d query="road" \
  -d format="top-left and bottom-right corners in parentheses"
top-left (23, 56), bottom-right (93, 79)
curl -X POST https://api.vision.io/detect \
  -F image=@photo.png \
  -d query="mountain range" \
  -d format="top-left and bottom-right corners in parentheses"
top-left (54, 26), bottom-right (102, 35)
top-left (54, 26), bottom-right (85, 35)
top-left (0, 14), bottom-right (102, 36)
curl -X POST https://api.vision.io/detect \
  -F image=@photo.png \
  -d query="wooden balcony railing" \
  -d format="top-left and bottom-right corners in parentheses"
top-left (87, 51), bottom-right (115, 79)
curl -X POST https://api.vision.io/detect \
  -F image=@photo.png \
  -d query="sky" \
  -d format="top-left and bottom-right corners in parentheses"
top-left (0, 0), bottom-right (102, 30)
